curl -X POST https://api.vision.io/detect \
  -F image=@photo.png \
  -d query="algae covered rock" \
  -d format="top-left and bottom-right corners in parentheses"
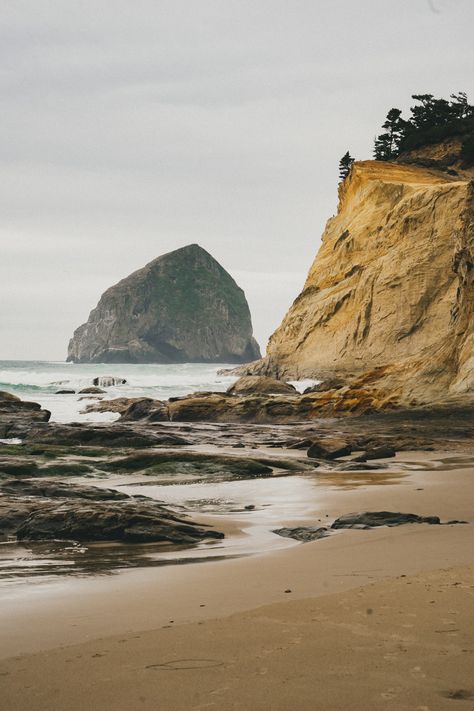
top-left (67, 244), bottom-right (260, 364)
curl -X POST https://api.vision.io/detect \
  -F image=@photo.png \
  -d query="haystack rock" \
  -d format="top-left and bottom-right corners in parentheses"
top-left (250, 156), bottom-right (474, 407)
top-left (67, 244), bottom-right (261, 364)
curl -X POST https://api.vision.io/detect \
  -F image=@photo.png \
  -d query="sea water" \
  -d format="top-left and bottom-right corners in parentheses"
top-left (0, 360), bottom-right (240, 422)
top-left (0, 360), bottom-right (317, 423)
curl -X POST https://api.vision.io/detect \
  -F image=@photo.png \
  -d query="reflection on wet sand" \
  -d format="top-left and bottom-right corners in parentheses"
top-left (310, 469), bottom-right (406, 490)
top-left (0, 538), bottom-right (237, 585)
top-left (1, 452), bottom-right (469, 589)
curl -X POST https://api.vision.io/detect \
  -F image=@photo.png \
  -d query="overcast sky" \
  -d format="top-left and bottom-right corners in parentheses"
top-left (1, 0), bottom-right (473, 360)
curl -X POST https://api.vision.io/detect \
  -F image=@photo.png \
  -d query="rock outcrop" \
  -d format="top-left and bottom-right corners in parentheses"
top-left (249, 160), bottom-right (474, 407)
top-left (227, 375), bottom-right (296, 396)
top-left (0, 391), bottom-right (51, 439)
top-left (67, 244), bottom-right (260, 364)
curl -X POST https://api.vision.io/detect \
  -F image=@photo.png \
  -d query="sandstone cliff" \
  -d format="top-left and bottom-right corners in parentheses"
top-left (252, 160), bottom-right (474, 406)
top-left (67, 244), bottom-right (260, 364)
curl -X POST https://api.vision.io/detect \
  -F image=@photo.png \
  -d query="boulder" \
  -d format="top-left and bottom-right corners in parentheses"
top-left (353, 445), bottom-right (396, 461)
top-left (331, 511), bottom-right (441, 529)
top-left (303, 377), bottom-right (345, 394)
top-left (307, 438), bottom-right (352, 460)
top-left (93, 376), bottom-right (127, 387)
top-left (227, 376), bottom-right (297, 396)
top-left (16, 499), bottom-right (224, 544)
top-left (78, 386), bottom-right (106, 395)
top-left (55, 389), bottom-right (76, 394)
top-left (121, 398), bottom-right (169, 422)
top-left (82, 397), bottom-right (144, 415)
top-left (287, 438), bottom-right (314, 449)
top-left (273, 526), bottom-right (329, 542)
top-left (0, 391), bottom-right (51, 439)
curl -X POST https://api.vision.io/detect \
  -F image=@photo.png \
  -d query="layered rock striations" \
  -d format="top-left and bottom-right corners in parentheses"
top-left (251, 160), bottom-right (474, 406)
top-left (67, 244), bottom-right (260, 364)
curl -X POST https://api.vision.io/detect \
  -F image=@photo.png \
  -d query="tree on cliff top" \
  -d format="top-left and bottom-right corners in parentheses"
top-left (339, 151), bottom-right (355, 181)
top-left (373, 108), bottom-right (408, 160)
top-left (374, 92), bottom-right (474, 161)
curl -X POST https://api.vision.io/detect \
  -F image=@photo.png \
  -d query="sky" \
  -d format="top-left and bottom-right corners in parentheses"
top-left (1, 0), bottom-right (473, 360)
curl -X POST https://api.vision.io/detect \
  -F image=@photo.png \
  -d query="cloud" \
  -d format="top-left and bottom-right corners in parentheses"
top-left (1, 0), bottom-right (473, 358)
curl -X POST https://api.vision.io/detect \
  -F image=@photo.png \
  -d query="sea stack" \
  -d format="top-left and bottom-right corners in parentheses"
top-left (67, 244), bottom-right (261, 364)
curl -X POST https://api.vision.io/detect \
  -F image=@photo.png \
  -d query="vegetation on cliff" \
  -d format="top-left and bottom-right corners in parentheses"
top-left (373, 92), bottom-right (473, 163)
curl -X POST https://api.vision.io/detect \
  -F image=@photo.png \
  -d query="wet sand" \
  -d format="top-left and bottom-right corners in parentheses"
top-left (1, 452), bottom-right (473, 709)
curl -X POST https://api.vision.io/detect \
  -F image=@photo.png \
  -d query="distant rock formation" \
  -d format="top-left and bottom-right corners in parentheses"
top-left (67, 244), bottom-right (261, 364)
top-left (246, 155), bottom-right (474, 407)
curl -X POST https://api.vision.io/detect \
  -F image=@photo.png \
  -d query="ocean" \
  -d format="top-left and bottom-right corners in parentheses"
top-left (0, 360), bottom-right (316, 423)
top-left (0, 359), bottom-right (319, 586)
top-left (0, 360), bottom-right (240, 423)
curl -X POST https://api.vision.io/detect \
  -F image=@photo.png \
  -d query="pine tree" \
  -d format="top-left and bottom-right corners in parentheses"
top-left (339, 151), bottom-right (355, 181)
top-left (374, 92), bottom-right (473, 160)
top-left (373, 133), bottom-right (393, 160)
top-left (374, 108), bottom-right (407, 160)
top-left (450, 92), bottom-right (473, 119)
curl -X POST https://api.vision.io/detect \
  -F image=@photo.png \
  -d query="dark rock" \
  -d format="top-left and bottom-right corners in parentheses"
top-left (0, 457), bottom-right (39, 477)
top-left (331, 511), bottom-right (441, 529)
top-left (121, 398), bottom-right (169, 422)
top-left (67, 244), bottom-right (261, 364)
top-left (287, 439), bottom-right (314, 449)
top-left (307, 438), bottom-right (352, 460)
top-left (0, 457), bottom-right (95, 479)
top-left (93, 376), bottom-right (127, 387)
top-left (25, 423), bottom-right (189, 448)
top-left (0, 478), bottom-right (128, 501)
top-left (101, 451), bottom-right (274, 481)
top-left (333, 461), bottom-right (388, 471)
top-left (82, 397), bottom-right (144, 415)
top-left (0, 391), bottom-right (51, 439)
top-left (0, 497), bottom-right (39, 538)
top-left (167, 393), bottom-right (302, 423)
top-left (16, 499), bottom-right (224, 544)
top-left (274, 526), bottom-right (329, 542)
top-left (353, 445), bottom-right (396, 461)
top-left (55, 389), bottom-right (76, 394)
top-left (227, 376), bottom-right (297, 396)
top-left (303, 377), bottom-right (345, 394)
top-left (79, 387), bottom-right (106, 395)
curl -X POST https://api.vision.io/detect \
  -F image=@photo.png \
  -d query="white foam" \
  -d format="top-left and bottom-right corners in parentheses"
top-left (0, 361), bottom-right (238, 423)
top-left (288, 378), bottom-right (320, 393)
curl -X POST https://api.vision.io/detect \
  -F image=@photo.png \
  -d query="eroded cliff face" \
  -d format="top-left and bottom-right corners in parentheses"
top-left (67, 244), bottom-right (261, 364)
top-left (255, 161), bottom-right (474, 406)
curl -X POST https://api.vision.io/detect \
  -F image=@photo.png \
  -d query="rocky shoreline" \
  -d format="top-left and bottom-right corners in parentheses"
top-left (1, 386), bottom-right (472, 570)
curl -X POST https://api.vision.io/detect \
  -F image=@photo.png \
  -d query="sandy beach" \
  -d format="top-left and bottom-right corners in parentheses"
top-left (1, 451), bottom-right (473, 710)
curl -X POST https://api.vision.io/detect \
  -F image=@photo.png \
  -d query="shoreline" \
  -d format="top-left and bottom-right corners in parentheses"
top-left (1, 452), bottom-right (473, 660)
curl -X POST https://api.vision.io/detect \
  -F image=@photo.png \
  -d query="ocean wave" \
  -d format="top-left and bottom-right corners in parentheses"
top-left (0, 382), bottom-right (49, 393)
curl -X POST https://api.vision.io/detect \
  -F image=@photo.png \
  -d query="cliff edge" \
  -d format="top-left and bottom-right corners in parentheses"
top-left (252, 160), bottom-right (474, 406)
